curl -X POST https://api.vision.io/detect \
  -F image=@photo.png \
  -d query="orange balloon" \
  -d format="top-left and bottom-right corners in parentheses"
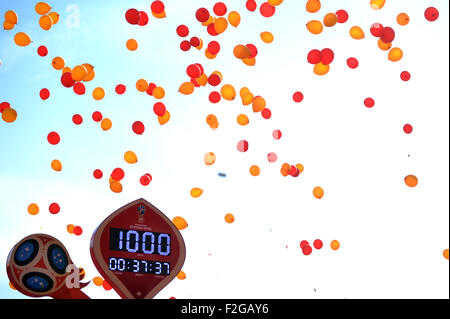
top-left (51, 159), bottom-right (62, 172)
top-left (35, 2), bottom-right (52, 15)
top-left (4, 10), bottom-right (18, 24)
top-left (370, 0), bottom-right (385, 10)
top-left (377, 38), bottom-right (392, 51)
top-left (260, 31), bottom-right (274, 43)
top-left (172, 216), bottom-right (188, 230)
top-left (388, 47), bottom-right (403, 62)
top-left (204, 152), bottom-right (216, 166)
top-left (397, 13), bottom-right (410, 26)
top-left (313, 62), bottom-right (330, 76)
top-left (252, 96), bottom-right (266, 112)
top-left (14, 32), bottom-right (31, 47)
top-left (225, 213), bottom-right (235, 224)
top-left (48, 12), bottom-right (60, 24)
top-left (158, 110), bottom-right (170, 125)
top-left (3, 21), bottom-right (15, 30)
top-left (443, 249), bottom-right (449, 260)
top-left (110, 180), bottom-right (123, 193)
top-left (52, 57), bottom-right (65, 70)
top-left (228, 11), bottom-right (241, 27)
top-left (306, 20), bottom-right (323, 34)
top-left (179, 82), bottom-right (195, 95)
top-left (101, 118), bottom-right (112, 131)
top-left (197, 73), bottom-right (208, 86)
top-left (242, 57), bottom-right (256, 66)
top-left (190, 187), bottom-right (203, 198)
top-left (27, 203), bottom-right (40, 215)
top-left (280, 163), bottom-right (290, 176)
top-left (124, 150), bottom-right (138, 164)
top-left (237, 114), bottom-right (249, 126)
top-left (220, 84), bottom-right (236, 101)
top-left (71, 65), bottom-right (88, 82)
top-left (136, 79), bottom-right (149, 92)
top-left (323, 13), bottom-right (337, 27)
top-left (67, 224), bottom-right (75, 234)
top-left (296, 163), bottom-right (304, 174)
top-left (330, 240), bottom-right (340, 250)
top-left (39, 15), bottom-right (53, 30)
top-left (313, 186), bottom-right (324, 199)
top-left (82, 64), bottom-right (95, 82)
top-left (177, 271), bottom-right (186, 280)
top-left (205, 49), bottom-right (217, 60)
top-left (249, 165), bottom-right (261, 176)
top-left (404, 175), bottom-right (418, 188)
top-left (153, 87), bottom-right (165, 99)
top-left (126, 39), bottom-right (138, 51)
top-left (306, 0), bottom-right (321, 13)
top-left (350, 26), bottom-right (365, 39)
top-left (92, 87), bottom-right (105, 100)
top-left (233, 45), bottom-right (251, 59)
top-left (240, 87), bottom-right (250, 98)
top-left (242, 92), bottom-right (254, 105)
top-left (214, 17), bottom-right (228, 34)
top-left (2, 108), bottom-right (17, 123)
top-left (93, 277), bottom-right (104, 286)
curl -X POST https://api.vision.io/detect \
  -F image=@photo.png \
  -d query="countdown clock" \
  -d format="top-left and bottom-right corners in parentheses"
top-left (90, 198), bottom-right (186, 299)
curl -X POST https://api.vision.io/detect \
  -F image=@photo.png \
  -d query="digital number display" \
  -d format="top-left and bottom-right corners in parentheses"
top-left (108, 257), bottom-right (170, 276)
top-left (109, 228), bottom-right (171, 256)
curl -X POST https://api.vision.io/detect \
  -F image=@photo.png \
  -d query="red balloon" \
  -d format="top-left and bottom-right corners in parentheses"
top-left (115, 84), bottom-right (126, 95)
top-left (246, 0), bottom-right (257, 12)
top-left (146, 83), bottom-right (156, 95)
top-left (49, 203), bottom-right (60, 215)
top-left (176, 25), bottom-right (189, 37)
top-left (307, 49), bottom-right (322, 64)
top-left (380, 27), bottom-right (395, 43)
top-left (425, 7), bottom-right (439, 21)
top-left (370, 23), bottom-right (383, 37)
top-left (207, 41), bottom-right (220, 55)
top-left (213, 2), bottom-right (227, 16)
top-left (125, 9), bottom-right (140, 25)
top-left (320, 48), bottom-right (334, 65)
top-left (92, 111), bottom-right (103, 122)
top-left (195, 8), bottom-right (210, 22)
top-left (300, 240), bottom-right (310, 249)
top-left (207, 74), bottom-right (221, 87)
top-left (335, 10), bottom-right (348, 23)
top-left (400, 71), bottom-right (411, 82)
top-left (73, 82), bottom-right (86, 95)
top-left (140, 174), bottom-right (152, 186)
top-left (47, 132), bottom-right (60, 145)
top-left (190, 36), bottom-right (200, 47)
top-left (111, 168), bottom-right (125, 181)
top-left (302, 245), bottom-right (313, 255)
top-left (138, 11), bottom-right (149, 26)
top-left (61, 72), bottom-right (75, 88)
top-left (73, 226), bottom-right (83, 236)
top-left (313, 239), bottom-right (323, 249)
top-left (40, 88), bottom-right (50, 100)
top-left (187, 64), bottom-right (202, 78)
top-left (72, 114), bottom-right (83, 125)
top-left (151, 1), bottom-right (165, 14)
top-left (261, 108), bottom-right (272, 119)
top-left (0, 102), bottom-right (10, 113)
top-left (191, 77), bottom-right (200, 88)
top-left (403, 124), bottom-right (413, 134)
top-left (246, 44), bottom-right (258, 58)
top-left (93, 169), bottom-right (103, 179)
top-left (153, 102), bottom-right (166, 116)
top-left (132, 121), bottom-right (145, 135)
top-left (209, 91), bottom-right (221, 103)
top-left (37, 45), bottom-right (48, 57)
top-left (207, 23), bottom-right (218, 36)
top-left (364, 98), bottom-right (375, 108)
top-left (180, 40), bottom-right (191, 51)
top-left (347, 57), bottom-right (359, 69)
top-left (288, 165), bottom-right (299, 176)
top-left (293, 91), bottom-right (304, 103)
top-left (260, 2), bottom-right (275, 17)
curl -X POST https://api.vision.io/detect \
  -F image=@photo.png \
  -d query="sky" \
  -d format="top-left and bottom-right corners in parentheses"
top-left (0, 0), bottom-right (449, 299)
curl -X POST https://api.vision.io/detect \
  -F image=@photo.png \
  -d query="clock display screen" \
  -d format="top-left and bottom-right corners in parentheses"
top-left (109, 228), bottom-right (171, 256)
top-left (108, 257), bottom-right (170, 276)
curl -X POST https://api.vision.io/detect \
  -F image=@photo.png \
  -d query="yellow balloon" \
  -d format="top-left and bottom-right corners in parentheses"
top-left (228, 11), bottom-right (241, 27)
top-left (100, 118), bottom-right (112, 131)
top-left (252, 96), bottom-right (266, 113)
top-left (220, 84), bottom-right (236, 101)
top-left (313, 62), bottom-right (330, 75)
top-left (214, 17), bottom-right (228, 34)
top-left (260, 31), bottom-right (274, 43)
top-left (179, 82), bottom-right (195, 95)
top-left (370, 0), bottom-right (386, 10)
top-left (323, 13), bottom-right (337, 27)
top-left (350, 26), bottom-right (365, 39)
top-left (35, 2), bottom-right (52, 15)
top-left (388, 47), bottom-right (403, 62)
top-left (14, 32), bottom-right (31, 47)
top-left (124, 151), bottom-right (138, 164)
top-left (306, 20), bottom-right (323, 35)
top-left (3, 21), bottom-right (15, 31)
top-left (1, 107), bottom-right (17, 123)
top-left (92, 87), bottom-right (105, 100)
top-left (39, 15), bottom-right (53, 30)
top-left (48, 12), bottom-right (60, 24)
top-left (158, 110), bottom-right (170, 125)
top-left (51, 159), bottom-right (62, 172)
top-left (71, 65), bottom-right (88, 82)
top-left (5, 10), bottom-right (18, 25)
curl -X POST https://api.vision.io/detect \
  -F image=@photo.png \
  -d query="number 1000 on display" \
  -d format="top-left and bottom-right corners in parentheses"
top-left (109, 228), bottom-right (171, 256)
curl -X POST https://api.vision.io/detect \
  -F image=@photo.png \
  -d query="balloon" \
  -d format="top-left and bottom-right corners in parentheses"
top-left (48, 12), bottom-right (60, 24)
top-left (61, 72), bottom-right (75, 88)
top-left (110, 180), bottom-right (123, 193)
top-left (206, 114), bottom-right (218, 128)
top-left (213, 2), bottom-right (227, 16)
top-left (296, 163), bottom-right (304, 174)
top-left (172, 217), bottom-right (188, 230)
top-left (370, 0), bottom-right (385, 10)
top-left (71, 65), bottom-right (87, 81)
top-left (323, 13), bottom-right (337, 27)
top-left (246, 0), bottom-right (257, 12)
top-left (207, 73), bottom-right (222, 87)
top-left (335, 9), bottom-right (349, 23)
top-left (404, 175), bottom-right (418, 188)
top-left (349, 26), bottom-right (365, 39)
top-left (73, 82), bottom-right (86, 95)
top-left (39, 15), bottom-right (53, 30)
top-left (140, 173), bottom-right (152, 186)
top-left (272, 129), bottom-right (282, 140)
top-left (3, 21), bottom-right (15, 30)
top-left (377, 38), bottom-right (392, 51)
top-left (207, 41), bottom-right (220, 55)
top-left (388, 47), bottom-right (403, 62)
top-left (126, 39), bottom-right (138, 51)
top-left (50, 159), bottom-right (62, 172)
top-left (179, 82), bottom-right (194, 95)
top-left (252, 96), bottom-right (266, 112)
top-left (268, 0), bottom-right (283, 5)
top-left (40, 88), bottom-right (50, 100)
top-left (52, 57), bottom-right (65, 70)
top-left (2, 108), bottom-right (17, 123)
top-left (400, 71), bottom-right (411, 82)
top-left (403, 124), bottom-right (413, 134)
top-left (220, 84), bottom-right (236, 101)
top-left (72, 114), bottom-right (83, 125)
top-left (37, 45), bottom-right (48, 56)
top-left (261, 108), bottom-right (271, 119)
top-left (153, 102), bottom-right (166, 117)
top-left (293, 91), bottom-right (304, 103)
top-left (27, 203), bottom-right (40, 215)
top-left (196, 8), bottom-right (210, 22)
top-left (115, 84), bottom-right (126, 95)
top-left (246, 44), bottom-right (258, 58)
top-left (267, 152), bottom-right (277, 163)
top-left (151, 1), bottom-right (165, 14)
top-left (242, 57), bottom-right (256, 66)
top-left (425, 7), bottom-right (439, 22)
top-left (228, 11), bottom-right (241, 27)
top-left (136, 79), bottom-right (148, 92)
top-left (280, 163), bottom-right (290, 176)
top-left (5, 10), bottom-right (18, 24)
top-left (190, 188), bottom-right (203, 198)
top-left (111, 168), bottom-right (124, 181)
top-left (237, 140), bottom-right (249, 152)
top-left (153, 87), bottom-right (165, 99)
top-left (302, 245), bottom-right (313, 255)
top-left (146, 83), bottom-right (156, 95)
top-left (225, 213), bottom-right (235, 224)
top-left (101, 118), bottom-right (112, 131)
top-left (306, 0), bottom-right (321, 13)
top-left (93, 277), bottom-right (104, 286)
top-left (313, 186), bottom-right (324, 199)
top-left (320, 48), bottom-right (334, 65)
top-left (397, 13), bottom-right (410, 26)
top-left (175, 270), bottom-right (186, 281)
top-left (158, 110), bottom-right (170, 125)
top-left (14, 32), bottom-right (31, 47)
top-left (370, 23), bottom-right (383, 37)
top-left (249, 165), bottom-right (260, 176)
top-left (92, 87), bottom-right (105, 100)
top-left (330, 240), bottom-right (340, 251)
top-left (125, 9), bottom-right (140, 24)
top-left (364, 97), bottom-right (375, 108)
top-left (233, 44), bottom-right (251, 59)
top-left (35, 2), bottom-right (52, 15)
top-left (214, 17), bottom-right (228, 34)
top-left (0, 102), bottom-right (11, 113)
top-left (67, 224), bottom-right (75, 234)
top-left (47, 131), bottom-right (60, 145)
top-left (260, 2), bottom-right (276, 18)
top-left (306, 20), bottom-right (323, 34)
top-left (124, 151), bottom-right (138, 164)
top-left (204, 152), bottom-right (216, 166)
top-left (242, 92), bottom-right (254, 105)
top-left (49, 203), bottom-right (60, 214)
top-left (443, 249), bottom-right (449, 260)
top-left (313, 62), bottom-right (330, 75)
top-left (190, 37), bottom-right (200, 47)
top-left (176, 25), bottom-right (189, 37)
top-left (347, 57), bottom-right (359, 69)
top-left (260, 31), bottom-right (274, 43)
top-left (187, 64), bottom-right (203, 78)
top-left (92, 111), bottom-right (103, 122)
top-left (380, 27), bottom-right (395, 43)
top-left (151, 10), bottom-right (166, 19)
top-left (209, 91), bottom-right (221, 103)
top-left (130, 121), bottom-right (145, 135)
top-left (237, 114), bottom-right (249, 126)
top-left (307, 49), bottom-right (322, 64)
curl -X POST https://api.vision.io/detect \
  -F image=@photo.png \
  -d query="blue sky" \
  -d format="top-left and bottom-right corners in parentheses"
top-left (0, 0), bottom-right (449, 299)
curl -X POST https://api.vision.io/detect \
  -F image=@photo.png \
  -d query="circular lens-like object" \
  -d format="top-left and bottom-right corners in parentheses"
top-left (47, 244), bottom-right (69, 274)
top-left (23, 272), bottom-right (53, 293)
top-left (14, 239), bottom-right (39, 266)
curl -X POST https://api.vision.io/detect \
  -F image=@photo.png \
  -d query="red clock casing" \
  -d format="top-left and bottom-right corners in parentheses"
top-left (90, 198), bottom-right (186, 299)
